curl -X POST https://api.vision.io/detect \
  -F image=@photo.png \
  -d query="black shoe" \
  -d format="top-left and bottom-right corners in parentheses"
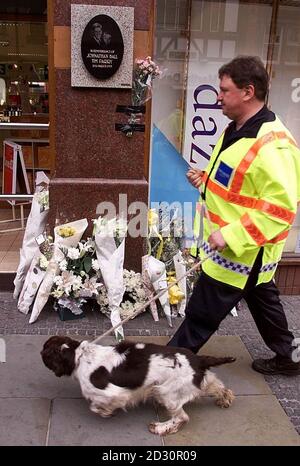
top-left (252, 356), bottom-right (300, 376)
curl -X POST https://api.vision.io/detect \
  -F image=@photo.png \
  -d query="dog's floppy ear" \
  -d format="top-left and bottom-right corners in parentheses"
top-left (41, 337), bottom-right (80, 377)
top-left (56, 343), bottom-right (77, 376)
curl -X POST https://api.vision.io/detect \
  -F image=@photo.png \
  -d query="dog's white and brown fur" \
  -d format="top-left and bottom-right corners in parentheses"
top-left (41, 336), bottom-right (235, 436)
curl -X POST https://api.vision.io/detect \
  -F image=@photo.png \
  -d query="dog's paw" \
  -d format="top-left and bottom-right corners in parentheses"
top-left (148, 421), bottom-right (172, 436)
top-left (149, 421), bottom-right (161, 435)
top-left (148, 420), bottom-right (184, 436)
top-left (90, 405), bottom-right (114, 417)
top-left (216, 389), bottom-right (235, 408)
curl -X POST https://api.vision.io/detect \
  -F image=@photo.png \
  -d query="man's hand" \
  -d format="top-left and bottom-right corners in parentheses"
top-left (186, 168), bottom-right (204, 189)
top-left (208, 230), bottom-right (227, 251)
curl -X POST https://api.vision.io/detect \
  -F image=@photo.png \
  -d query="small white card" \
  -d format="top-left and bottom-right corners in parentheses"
top-left (158, 279), bottom-right (167, 289)
top-left (36, 234), bottom-right (45, 246)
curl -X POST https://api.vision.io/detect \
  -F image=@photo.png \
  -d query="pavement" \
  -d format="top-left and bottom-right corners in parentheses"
top-left (0, 292), bottom-right (300, 446)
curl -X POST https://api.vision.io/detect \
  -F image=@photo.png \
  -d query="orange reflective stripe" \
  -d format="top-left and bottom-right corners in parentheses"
top-left (231, 132), bottom-right (275, 193)
top-left (197, 200), bottom-right (289, 243)
top-left (206, 211), bottom-right (228, 227)
top-left (206, 178), bottom-right (295, 224)
top-left (255, 200), bottom-right (295, 224)
top-left (241, 213), bottom-right (267, 246)
top-left (231, 132), bottom-right (298, 193)
top-left (207, 178), bottom-right (256, 207)
top-left (196, 203), bottom-right (228, 227)
top-left (268, 230), bottom-right (289, 244)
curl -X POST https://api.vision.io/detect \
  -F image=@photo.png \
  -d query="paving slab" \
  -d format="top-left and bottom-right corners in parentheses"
top-left (0, 334), bottom-right (81, 398)
top-left (48, 399), bottom-right (162, 446)
top-left (0, 334), bottom-right (114, 398)
top-left (0, 398), bottom-right (50, 446)
top-left (1, 334), bottom-right (298, 446)
top-left (198, 335), bottom-right (272, 395)
top-left (159, 395), bottom-right (300, 446)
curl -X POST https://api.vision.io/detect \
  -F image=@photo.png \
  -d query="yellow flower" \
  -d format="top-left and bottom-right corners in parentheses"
top-left (57, 226), bottom-right (76, 238)
top-left (148, 209), bottom-right (159, 227)
top-left (167, 276), bottom-right (185, 305)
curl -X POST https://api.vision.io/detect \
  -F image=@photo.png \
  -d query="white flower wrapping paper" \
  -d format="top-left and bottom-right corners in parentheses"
top-left (29, 218), bottom-right (88, 324)
top-left (13, 172), bottom-right (50, 299)
top-left (17, 252), bottom-right (47, 315)
top-left (173, 251), bottom-right (187, 317)
top-left (146, 255), bottom-right (172, 327)
top-left (94, 218), bottom-right (126, 341)
top-left (141, 255), bottom-right (159, 321)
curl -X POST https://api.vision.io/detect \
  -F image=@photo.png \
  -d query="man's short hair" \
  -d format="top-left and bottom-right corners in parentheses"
top-left (92, 23), bottom-right (102, 30)
top-left (218, 56), bottom-right (269, 101)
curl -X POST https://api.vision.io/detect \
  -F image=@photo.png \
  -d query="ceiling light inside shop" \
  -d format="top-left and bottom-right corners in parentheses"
top-left (29, 82), bottom-right (45, 86)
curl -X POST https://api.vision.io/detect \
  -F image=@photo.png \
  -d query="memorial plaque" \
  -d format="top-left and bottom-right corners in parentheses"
top-left (71, 5), bottom-right (134, 88)
top-left (81, 15), bottom-right (124, 80)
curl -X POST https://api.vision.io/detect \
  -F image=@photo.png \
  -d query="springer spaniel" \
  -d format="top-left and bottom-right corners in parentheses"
top-left (41, 336), bottom-right (235, 436)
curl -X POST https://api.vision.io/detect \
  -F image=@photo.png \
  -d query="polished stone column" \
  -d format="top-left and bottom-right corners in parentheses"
top-left (48, 0), bottom-right (152, 270)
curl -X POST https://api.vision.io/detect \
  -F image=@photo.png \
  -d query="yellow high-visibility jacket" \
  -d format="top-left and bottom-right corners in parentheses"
top-left (191, 116), bottom-right (300, 289)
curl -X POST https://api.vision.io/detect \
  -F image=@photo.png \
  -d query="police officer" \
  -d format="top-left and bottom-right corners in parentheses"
top-left (168, 56), bottom-right (300, 376)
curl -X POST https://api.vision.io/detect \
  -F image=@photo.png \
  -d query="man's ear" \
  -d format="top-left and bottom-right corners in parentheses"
top-left (243, 84), bottom-right (255, 101)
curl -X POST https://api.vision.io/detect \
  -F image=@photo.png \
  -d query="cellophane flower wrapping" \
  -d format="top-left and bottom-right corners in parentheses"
top-left (146, 255), bottom-right (172, 327)
top-left (141, 254), bottom-right (159, 322)
top-left (94, 217), bottom-right (127, 341)
top-left (129, 57), bottom-right (162, 125)
top-left (146, 207), bottom-right (191, 320)
top-left (13, 172), bottom-right (50, 299)
top-left (97, 269), bottom-right (147, 321)
top-left (29, 218), bottom-right (88, 323)
top-left (173, 251), bottom-right (187, 317)
top-left (17, 251), bottom-right (48, 315)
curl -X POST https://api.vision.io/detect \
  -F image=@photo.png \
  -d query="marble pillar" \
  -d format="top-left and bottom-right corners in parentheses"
top-left (48, 0), bottom-right (152, 270)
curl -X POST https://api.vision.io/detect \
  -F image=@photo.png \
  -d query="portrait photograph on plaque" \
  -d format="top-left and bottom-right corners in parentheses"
top-left (81, 14), bottom-right (124, 80)
top-left (71, 5), bottom-right (134, 88)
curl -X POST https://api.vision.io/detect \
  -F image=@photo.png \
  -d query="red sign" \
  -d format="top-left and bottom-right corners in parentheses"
top-left (2, 141), bottom-right (30, 198)
top-left (2, 141), bottom-right (16, 194)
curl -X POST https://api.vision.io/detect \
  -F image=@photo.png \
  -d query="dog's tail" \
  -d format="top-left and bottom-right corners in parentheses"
top-left (197, 355), bottom-right (236, 369)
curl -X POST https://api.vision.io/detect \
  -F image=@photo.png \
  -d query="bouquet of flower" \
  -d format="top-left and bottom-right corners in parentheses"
top-left (123, 57), bottom-right (162, 134)
top-left (94, 216), bottom-right (127, 341)
top-left (13, 171), bottom-right (50, 299)
top-left (29, 218), bottom-right (88, 323)
top-left (141, 254), bottom-right (159, 322)
top-left (144, 254), bottom-right (172, 327)
top-left (131, 56), bottom-right (161, 108)
top-left (97, 269), bottom-right (147, 320)
top-left (51, 238), bottom-right (103, 316)
top-left (148, 207), bottom-right (184, 264)
top-left (146, 207), bottom-right (193, 320)
top-left (171, 251), bottom-right (187, 317)
top-left (17, 234), bottom-right (53, 315)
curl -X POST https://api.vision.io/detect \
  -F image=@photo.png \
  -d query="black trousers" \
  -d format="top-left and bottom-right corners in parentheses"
top-left (167, 249), bottom-right (295, 358)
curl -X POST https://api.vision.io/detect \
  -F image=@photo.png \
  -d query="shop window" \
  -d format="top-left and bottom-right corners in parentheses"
top-left (151, 0), bottom-right (300, 252)
top-left (0, 3), bottom-right (49, 197)
top-left (267, 2), bottom-right (300, 253)
top-left (0, 19), bottom-right (48, 116)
